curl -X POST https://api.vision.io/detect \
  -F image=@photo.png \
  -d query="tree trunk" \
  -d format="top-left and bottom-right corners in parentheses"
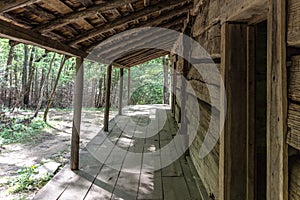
top-left (45, 53), bottom-right (56, 101)
top-left (24, 46), bottom-right (36, 107)
top-left (1, 42), bottom-right (16, 106)
top-left (33, 64), bottom-right (47, 118)
top-left (43, 55), bottom-right (68, 121)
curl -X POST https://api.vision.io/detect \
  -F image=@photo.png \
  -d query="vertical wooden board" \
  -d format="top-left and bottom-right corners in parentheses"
top-left (266, 0), bottom-right (288, 199)
top-left (104, 65), bottom-right (112, 132)
top-left (219, 22), bottom-right (248, 200)
top-left (71, 57), bottom-right (84, 170)
top-left (246, 26), bottom-right (256, 200)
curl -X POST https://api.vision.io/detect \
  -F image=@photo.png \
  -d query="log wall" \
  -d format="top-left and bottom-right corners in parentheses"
top-left (171, 0), bottom-right (300, 198)
top-left (171, 0), bottom-right (222, 198)
top-left (287, 0), bottom-right (300, 198)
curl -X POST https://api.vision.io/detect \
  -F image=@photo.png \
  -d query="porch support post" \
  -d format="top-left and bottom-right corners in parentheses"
top-left (127, 68), bottom-right (131, 105)
top-left (118, 68), bottom-right (124, 115)
top-left (266, 0), bottom-right (288, 199)
top-left (71, 57), bottom-right (84, 170)
top-left (104, 64), bottom-right (112, 132)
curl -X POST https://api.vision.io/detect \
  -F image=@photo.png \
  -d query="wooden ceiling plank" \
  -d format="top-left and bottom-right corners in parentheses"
top-left (127, 3), bottom-right (135, 12)
top-left (33, 0), bottom-right (139, 33)
top-left (121, 50), bottom-right (169, 67)
top-left (68, 0), bottom-right (191, 46)
top-left (0, 0), bottom-right (41, 14)
top-left (104, 28), bottom-right (180, 60)
top-left (78, 0), bottom-right (94, 7)
top-left (0, 13), bottom-right (32, 28)
top-left (144, 0), bottom-right (150, 7)
top-left (0, 19), bottom-right (87, 57)
top-left (97, 13), bottom-right (108, 23)
top-left (96, 19), bottom-right (184, 57)
top-left (46, 0), bottom-right (73, 14)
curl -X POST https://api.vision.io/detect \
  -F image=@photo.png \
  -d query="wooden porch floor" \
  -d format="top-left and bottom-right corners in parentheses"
top-left (34, 105), bottom-right (203, 200)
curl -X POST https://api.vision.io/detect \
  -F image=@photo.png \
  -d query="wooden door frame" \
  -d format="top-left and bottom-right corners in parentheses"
top-left (219, 0), bottom-right (288, 199)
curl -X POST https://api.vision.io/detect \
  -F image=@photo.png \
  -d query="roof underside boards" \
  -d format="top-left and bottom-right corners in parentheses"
top-left (0, 0), bottom-right (191, 67)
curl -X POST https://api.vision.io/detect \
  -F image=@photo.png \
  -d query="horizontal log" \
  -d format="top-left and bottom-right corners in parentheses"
top-left (33, 0), bottom-right (139, 33)
top-left (0, 19), bottom-right (87, 57)
top-left (288, 0), bottom-right (300, 46)
top-left (0, 0), bottom-right (40, 14)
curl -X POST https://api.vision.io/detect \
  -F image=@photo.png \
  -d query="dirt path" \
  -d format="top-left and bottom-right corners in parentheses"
top-left (0, 109), bottom-right (117, 200)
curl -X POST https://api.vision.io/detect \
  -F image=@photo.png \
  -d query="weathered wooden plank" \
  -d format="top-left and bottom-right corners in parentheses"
top-left (219, 22), bottom-right (248, 200)
top-left (0, 19), bottom-right (87, 58)
top-left (104, 65), bottom-right (112, 132)
top-left (118, 68), bottom-right (124, 115)
top-left (59, 153), bottom-right (102, 199)
top-left (220, 0), bottom-right (268, 22)
top-left (162, 177), bottom-right (191, 199)
top-left (266, 0), bottom-right (288, 199)
top-left (179, 156), bottom-right (202, 200)
top-left (33, 0), bottom-right (139, 33)
top-left (71, 57), bottom-right (84, 170)
top-left (0, 0), bottom-right (40, 13)
top-left (246, 26), bottom-right (256, 200)
top-left (287, 0), bottom-right (300, 47)
top-left (33, 166), bottom-right (75, 200)
top-left (68, 2), bottom-right (190, 46)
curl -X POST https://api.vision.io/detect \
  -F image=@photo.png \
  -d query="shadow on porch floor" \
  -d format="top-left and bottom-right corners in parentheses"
top-left (33, 105), bottom-right (204, 200)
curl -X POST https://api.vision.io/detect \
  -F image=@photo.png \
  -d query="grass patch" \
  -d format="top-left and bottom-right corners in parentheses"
top-left (0, 117), bottom-right (46, 145)
top-left (6, 165), bottom-right (53, 194)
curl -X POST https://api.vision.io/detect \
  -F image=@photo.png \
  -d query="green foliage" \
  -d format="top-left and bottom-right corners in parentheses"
top-left (131, 83), bottom-right (163, 105)
top-left (0, 117), bottom-right (46, 145)
top-left (129, 57), bottom-right (166, 105)
top-left (7, 165), bottom-right (53, 194)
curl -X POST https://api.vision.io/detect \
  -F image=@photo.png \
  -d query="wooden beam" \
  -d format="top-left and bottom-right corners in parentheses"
top-left (78, 0), bottom-right (94, 7)
top-left (97, 13), bottom-right (108, 23)
top-left (71, 57), bottom-right (84, 170)
top-left (104, 65), bottom-right (112, 132)
top-left (118, 48), bottom-right (170, 62)
top-left (67, 0), bottom-right (191, 46)
top-left (127, 69), bottom-right (131, 105)
top-left (144, 0), bottom-right (150, 7)
top-left (127, 3), bottom-right (135, 12)
top-left (0, 19), bottom-right (87, 58)
top-left (117, 49), bottom-right (172, 67)
top-left (104, 30), bottom-right (180, 61)
top-left (85, 18), bottom-right (184, 54)
top-left (171, 55), bottom-right (177, 114)
top-left (0, 0), bottom-right (40, 14)
top-left (219, 23), bottom-right (248, 200)
top-left (33, 0), bottom-right (139, 33)
top-left (118, 68), bottom-right (124, 115)
top-left (116, 49), bottom-right (169, 64)
top-left (120, 50), bottom-right (169, 67)
top-left (96, 20), bottom-right (183, 58)
top-left (266, 0), bottom-right (288, 199)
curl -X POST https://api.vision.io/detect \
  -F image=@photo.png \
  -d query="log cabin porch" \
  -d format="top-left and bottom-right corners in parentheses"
top-left (0, 0), bottom-right (299, 199)
top-left (33, 105), bottom-right (205, 200)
